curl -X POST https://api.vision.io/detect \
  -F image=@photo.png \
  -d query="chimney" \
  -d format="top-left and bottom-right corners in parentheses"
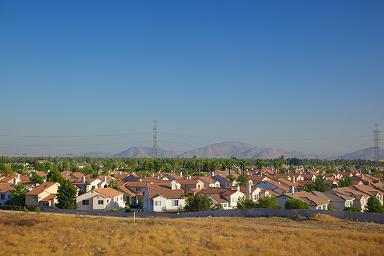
top-left (12, 177), bottom-right (19, 186)
top-left (82, 176), bottom-right (86, 183)
top-left (180, 171), bottom-right (183, 178)
top-left (16, 173), bottom-right (20, 180)
top-left (171, 180), bottom-right (177, 190)
top-left (188, 175), bottom-right (191, 180)
top-left (237, 184), bottom-right (240, 192)
top-left (247, 180), bottom-right (252, 200)
top-left (293, 176), bottom-right (296, 183)
top-left (211, 171), bottom-right (215, 177)
top-left (291, 186), bottom-right (295, 194)
top-left (103, 176), bottom-right (107, 183)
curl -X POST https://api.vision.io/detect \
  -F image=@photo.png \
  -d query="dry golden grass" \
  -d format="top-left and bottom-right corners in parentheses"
top-left (0, 211), bottom-right (383, 256)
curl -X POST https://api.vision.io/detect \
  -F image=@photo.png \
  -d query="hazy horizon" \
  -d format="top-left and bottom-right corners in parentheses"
top-left (1, 1), bottom-right (383, 156)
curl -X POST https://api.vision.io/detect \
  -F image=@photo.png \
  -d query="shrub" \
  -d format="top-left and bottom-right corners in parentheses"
top-left (237, 197), bottom-right (257, 210)
top-left (257, 197), bottom-right (280, 209)
top-left (365, 197), bottom-right (384, 213)
top-left (285, 199), bottom-right (310, 209)
top-left (184, 194), bottom-right (213, 212)
top-left (345, 206), bottom-right (360, 212)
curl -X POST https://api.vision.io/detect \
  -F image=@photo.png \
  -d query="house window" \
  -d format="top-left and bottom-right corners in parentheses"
top-left (171, 200), bottom-right (179, 206)
top-left (82, 200), bottom-right (90, 205)
top-left (98, 200), bottom-right (104, 205)
top-left (0, 194), bottom-right (4, 200)
top-left (154, 200), bottom-right (161, 206)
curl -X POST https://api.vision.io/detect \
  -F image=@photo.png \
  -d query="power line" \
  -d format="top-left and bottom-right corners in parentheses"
top-left (0, 132), bottom-right (151, 138)
top-left (373, 124), bottom-right (381, 161)
top-left (152, 120), bottom-right (158, 159)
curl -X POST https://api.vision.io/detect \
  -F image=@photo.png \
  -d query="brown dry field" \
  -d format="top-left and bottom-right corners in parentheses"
top-left (0, 211), bottom-right (383, 256)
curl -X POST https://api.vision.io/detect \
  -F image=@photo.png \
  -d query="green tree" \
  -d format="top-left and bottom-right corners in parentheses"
top-left (47, 168), bottom-right (64, 183)
top-left (6, 184), bottom-right (28, 206)
top-left (56, 180), bottom-right (77, 209)
top-left (30, 172), bottom-right (45, 184)
top-left (226, 174), bottom-right (236, 183)
top-left (365, 197), bottom-right (384, 213)
top-left (237, 197), bottom-right (257, 209)
top-left (236, 175), bottom-right (248, 186)
top-left (285, 198), bottom-right (310, 209)
top-left (184, 194), bottom-right (213, 212)
top-left (339, 177), bottom-right (352, 187)
top-left (304, 177), bottom-right (329, 192)
top-left (257, 197), bottom-right (280, 209)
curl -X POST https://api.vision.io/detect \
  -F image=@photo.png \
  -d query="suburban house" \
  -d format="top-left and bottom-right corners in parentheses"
top-left (121, 173), bottom-right (140, 183)
top-left (143, 183), bottom-right (185, 212)
top-left (240, 181), bottom-right (262, 202)
top-left (25, 182), bottom-right (60, 207)
top-left (332, 185), bottom-right (383, 211)
top-left (197, 186), bottom-right (245, 209)
top-left (177, 178), bottom-right (204, 192)
top-left (352, 184), bottom-right (383, 205)
top-left (196, 176), bottom-right (221, 188)
top-left (76, 187), bottom-right (125, 211)
top-left (255, 179), bottom-right (289, 195)
top-left (0, 183), bottom-right (13, 205)
top-left (277, 191), bottom-right (330, 210)
top-left (324, 191), bottom-right (355, 211)
top-left (212, 174), bottom-right (233, 187)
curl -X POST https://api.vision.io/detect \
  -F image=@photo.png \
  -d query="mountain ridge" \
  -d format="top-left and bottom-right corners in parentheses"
top-left (85, 142), bottom-right (382, 160)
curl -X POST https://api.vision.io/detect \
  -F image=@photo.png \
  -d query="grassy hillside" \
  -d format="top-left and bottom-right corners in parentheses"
top-left (0, 211), bottom-right (383, 256)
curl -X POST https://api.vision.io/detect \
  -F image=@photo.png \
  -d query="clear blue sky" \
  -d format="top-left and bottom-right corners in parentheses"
top-left (0, 0), bottom-right (383, 156)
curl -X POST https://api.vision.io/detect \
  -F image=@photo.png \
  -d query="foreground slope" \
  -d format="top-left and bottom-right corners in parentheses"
top-left (0, 211), bottom-right (383, 256)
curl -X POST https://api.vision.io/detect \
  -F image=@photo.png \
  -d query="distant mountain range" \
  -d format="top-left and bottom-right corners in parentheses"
top-left (82, 142), bottom-right (384, 160)
top-left (336, 147), bottom-right (384, 160)
top-left (84, 141), bottom-right (322, 159)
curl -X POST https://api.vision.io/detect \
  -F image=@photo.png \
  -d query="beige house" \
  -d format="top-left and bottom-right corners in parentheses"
top-left (197, 186), bottom-right (245, 209)
top-left (25, 182), bottom-right (60, 207)
top-left (76, 187), bottom-right (125, 211)
top-left (277, 191), bottom-right (330, 210)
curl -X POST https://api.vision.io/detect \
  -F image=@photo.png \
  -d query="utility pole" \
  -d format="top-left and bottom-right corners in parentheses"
top-left (152, 120), bottom-right (158, 159)
top-left (373, 123), bottom-right (380, 161)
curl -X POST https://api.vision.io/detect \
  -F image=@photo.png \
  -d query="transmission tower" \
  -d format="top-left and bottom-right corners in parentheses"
top-left (152, 120), bottom-right (158, 158)
top-left (373, 123), bottom-right (380, 161)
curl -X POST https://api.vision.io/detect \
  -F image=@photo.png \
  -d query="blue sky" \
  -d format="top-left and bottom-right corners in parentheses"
top-left (0, 0), bottom-right (383, 156)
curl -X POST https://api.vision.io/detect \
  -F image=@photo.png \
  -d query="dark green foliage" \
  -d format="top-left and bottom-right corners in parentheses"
top-left (56, 180), bottom-right (77, 209)
top-left (47, 168), bottom-right (64, 183)
top-left (30, 172), bottom-right (44, 184)
top-left (304, 177), bottom-right (329, 192)
top-left (285, 198), bottom-right (310, 209)
top-left (257, 197), bottom-right (280, 209)
top-left (237, 197), bottom-right (257, 209)
top-left (5, 184), bottom-right (28, 206)
top-left (226, 174), bottom-right (235, 182)
top-left (345, 206), bottom-right (361, 212)
top-left (236, 175), bottom-right (248, 186)
top-left (339, 177), bottom-right (352, 187)
top-left (365, 197), bottom-right (384, 213)
top-left (184, 194), bottom-right (213, 212)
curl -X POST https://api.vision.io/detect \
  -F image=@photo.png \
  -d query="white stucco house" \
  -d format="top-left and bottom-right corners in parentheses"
top-left (144, 182), bottom-right (186, 212)
top-left (76, 187), bottom-right (125, 211)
